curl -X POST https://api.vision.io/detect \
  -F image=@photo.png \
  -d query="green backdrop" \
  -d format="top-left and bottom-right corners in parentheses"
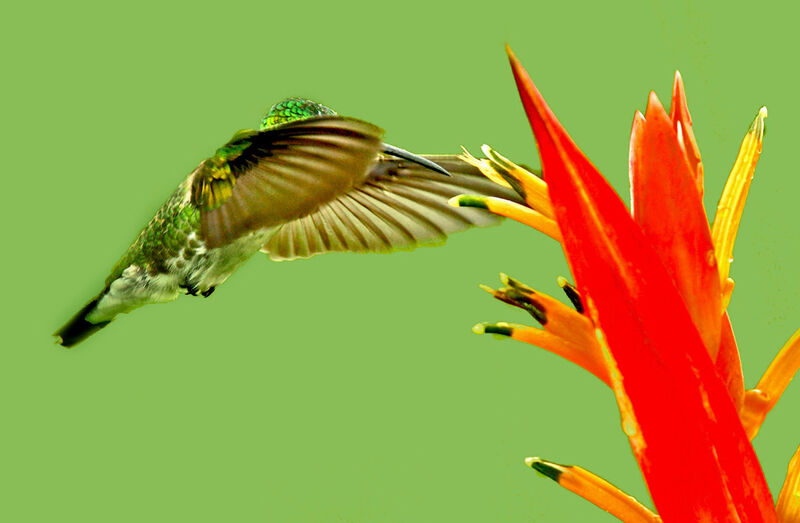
top-left (3, 1), bottom-right (799, 520)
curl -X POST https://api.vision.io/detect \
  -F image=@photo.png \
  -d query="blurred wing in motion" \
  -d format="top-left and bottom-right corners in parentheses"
top-left (192, 116), bottom-right (384, 248)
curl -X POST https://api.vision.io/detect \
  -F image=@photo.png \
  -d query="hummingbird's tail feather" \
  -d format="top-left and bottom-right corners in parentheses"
top-left (54, 295), bottom-right (111, 348)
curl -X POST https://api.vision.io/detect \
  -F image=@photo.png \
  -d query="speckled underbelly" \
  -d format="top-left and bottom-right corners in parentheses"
top-left (185, 227), bottom-right (276, 291)
top-left (90, 227), bottom-right (276, 323)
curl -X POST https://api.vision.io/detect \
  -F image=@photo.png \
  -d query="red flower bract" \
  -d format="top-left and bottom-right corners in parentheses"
top-left (506, 46), bottom-right (775, 521)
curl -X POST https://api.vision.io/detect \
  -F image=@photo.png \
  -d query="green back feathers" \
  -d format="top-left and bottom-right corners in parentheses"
top-left (261, 98), bottom-right (337, 129)
top-left (192, 133), bottom-right (256, 212)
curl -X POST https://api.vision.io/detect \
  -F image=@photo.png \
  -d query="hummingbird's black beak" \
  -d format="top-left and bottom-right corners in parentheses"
top-left (381, 143), bottom-right (451, 176)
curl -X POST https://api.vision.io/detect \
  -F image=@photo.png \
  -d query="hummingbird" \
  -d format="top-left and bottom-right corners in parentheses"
top-left (54, 97), bottom-right (520, 347)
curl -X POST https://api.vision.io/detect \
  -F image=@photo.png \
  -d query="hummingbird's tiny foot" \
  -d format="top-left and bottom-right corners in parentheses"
top-left (179, 282), bottom-right (200, 296)
top-left (201, 287), bottom-right (215, 298)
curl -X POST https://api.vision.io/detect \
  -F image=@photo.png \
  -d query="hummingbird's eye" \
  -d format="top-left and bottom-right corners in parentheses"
top-left (260, 97), bottom-right (337, 129)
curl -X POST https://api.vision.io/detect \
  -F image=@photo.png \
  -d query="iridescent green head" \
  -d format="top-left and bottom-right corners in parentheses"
top-left (260, 98), bottom-right (337, 130)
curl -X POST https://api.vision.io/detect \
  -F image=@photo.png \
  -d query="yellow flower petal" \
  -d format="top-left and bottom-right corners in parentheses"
top-left (776, 446), bottom-right (800, 522)
top-left (475, 275), bottom-right (607, 385)
top-left (711, 107), bottom-right (767, 293)
top-left (473, 321), bottom-right (609, 386)
top-left (525, 457), bottom-right (661, 523)
top-left (448, 195), bottom-right (562, 241)
top-left (459, 145), bottom-right (554, 218)
top-left (740, 326), bottom-right (800, 439)
top-left (459, 146), bottom-right (514, 188)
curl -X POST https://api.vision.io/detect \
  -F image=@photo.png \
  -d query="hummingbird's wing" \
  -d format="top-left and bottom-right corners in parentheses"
top-left (191, 116), bottom-right (383, 249)
top-left (261, 155), bottom-right (524, 261)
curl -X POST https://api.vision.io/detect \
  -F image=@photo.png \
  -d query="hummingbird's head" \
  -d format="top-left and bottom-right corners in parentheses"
top-left (260, 98), bottom-right (337, 130)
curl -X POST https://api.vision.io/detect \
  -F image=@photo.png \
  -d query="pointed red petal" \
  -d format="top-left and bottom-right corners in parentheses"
top-left (506, 46), bottom-right (775, 522)
top-left (670, 71), bottom-right (704, 195)
top-left (630, 92), bottom-right (722, 360)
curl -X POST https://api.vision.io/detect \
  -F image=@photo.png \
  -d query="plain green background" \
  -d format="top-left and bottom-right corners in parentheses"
top-left (2, 1), bottom-right (799, 521)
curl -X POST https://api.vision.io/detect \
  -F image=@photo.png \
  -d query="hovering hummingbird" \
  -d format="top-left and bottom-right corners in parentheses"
top-left (54, 98), bottom-right (520, 347)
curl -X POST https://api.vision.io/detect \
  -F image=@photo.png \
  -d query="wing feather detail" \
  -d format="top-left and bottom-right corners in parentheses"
top-left (262, 155), bottom-right (524, 261)
top-left (192, 116), bottom-right (384, 248)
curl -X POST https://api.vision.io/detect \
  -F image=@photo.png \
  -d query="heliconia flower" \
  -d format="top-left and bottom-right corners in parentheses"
top-left (450, 46), bottom-right (800, 521)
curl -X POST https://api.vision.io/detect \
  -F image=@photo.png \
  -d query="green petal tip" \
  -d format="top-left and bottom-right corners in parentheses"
top-left (500, 273), bottom-right (535, 293)
top-left (525, 457), bottom-right (563, 482)
top-left (448, 195), bottom-right (489, 209)
top-left (473, 322), bottom-right (513, 337)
